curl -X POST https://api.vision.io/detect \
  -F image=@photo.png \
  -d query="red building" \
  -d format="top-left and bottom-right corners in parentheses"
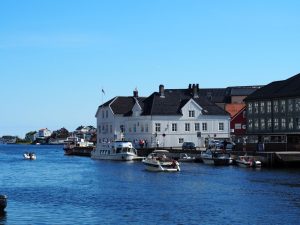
top-left (230, 106), bottom-right (247, 136)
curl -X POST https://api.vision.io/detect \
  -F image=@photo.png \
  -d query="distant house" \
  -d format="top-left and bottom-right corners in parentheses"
top-left (1, 135), bottom-right (17, 144)
top-left (245, 73), bottom-right (300, 151)
top-left (38, 128), bottom-right (52, 138)
top-left (96, 84), bottom-right (230, 148)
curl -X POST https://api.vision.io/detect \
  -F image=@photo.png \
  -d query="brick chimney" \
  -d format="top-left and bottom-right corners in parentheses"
top-left (193, 84), bottom-right (199, 98)
top-left (159, 84), bottom-right (165, 98)
top-left (133, 88), bottom-right (138, 98)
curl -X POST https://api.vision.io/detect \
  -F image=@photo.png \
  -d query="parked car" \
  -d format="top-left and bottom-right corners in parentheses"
top-left (208, 140), bottom-right (222, 149)
top-left (182, 142), bottom-right (196, 150)
top-left (219, 141), bottom-right (236, 151)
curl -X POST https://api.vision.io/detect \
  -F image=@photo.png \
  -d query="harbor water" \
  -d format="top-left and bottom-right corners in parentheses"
top-left (0, 144), bottom-right (300, 225)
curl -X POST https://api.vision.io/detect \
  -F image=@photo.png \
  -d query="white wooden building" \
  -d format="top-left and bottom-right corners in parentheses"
top-left (95, 85), bottom-right (230, 148)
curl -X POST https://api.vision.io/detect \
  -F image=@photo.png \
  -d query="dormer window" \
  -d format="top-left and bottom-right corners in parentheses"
top-left (189, 110), bottom-right (195, 117)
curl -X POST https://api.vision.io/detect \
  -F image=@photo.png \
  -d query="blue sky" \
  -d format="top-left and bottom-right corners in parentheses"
top-left (0, 0), bottom-right (299, 137)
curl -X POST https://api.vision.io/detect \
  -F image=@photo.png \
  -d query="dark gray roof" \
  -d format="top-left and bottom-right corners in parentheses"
top-left (229, 86), bottom-right (262, 96)
top-left (245, 73), bottom-right (300, 101)
top-left (99, 97), bottom-right (146, 115)
top-left (141, 89), bottom-right (228, 116)
top-left (198, 88), bottom-right (227, 103)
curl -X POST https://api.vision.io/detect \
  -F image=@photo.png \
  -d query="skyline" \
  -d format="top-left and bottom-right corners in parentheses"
top-left (1, 1), bottom-right (299, 137)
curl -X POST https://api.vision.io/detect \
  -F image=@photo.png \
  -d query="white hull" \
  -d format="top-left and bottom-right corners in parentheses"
top-left (202, 157), bottom-right (215, 165)
top-left (143, 160), bottom-right (180, 172)
top-left (91, 152), bottom-right (136, 161)
top-left (236, 159), bottom-right (262, 168)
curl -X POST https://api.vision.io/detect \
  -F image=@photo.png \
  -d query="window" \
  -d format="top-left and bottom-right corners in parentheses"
top-left (155, 123), bottom-right (161, 132)
top-left (179, 138), bottom-right (184, 143)
top-left (280, 100), bottom-right (286, 113)
top-left (145, 124), bottom-right (149, 132)
top-left (254, 102), bottom-right (259, 114)
top-left (274, 118), bottom-right (279, 130)
top-left (219, 122), bottom-right (224, 131)
top-left (98, 126), bottom-right (101, 133)
top-left (189, 110), bottom-right (195, 117)
top-left (248, 119), bottom-right (253, 130)
top-left (141, 124), bottom-right (144, 132)
top-left (202, 123), bottom-right (207, 131)
top-left (172, 123), bottom-right (177, 132)
top-left (133, 124), bottom-right (137, 132)
top-left (110, 125), bottom-right (113, 133)
top-left (106, 110), bottom-right (108, 118)
top-left (248, 103), bottom-right (253, 114)
top-left (296, 99), bottom-right (300, 111)
top-left (260, 102), bottom-right (265, 114)
top-left (102, 111), bottom-right (105, 118)
top-left (273, 100), bottom-right (278, 113)
top-left (195, 123), bottom-right (200, 131)
top-left (254, 119), bottom-right (259, 129)
top-left (120, 125), bottom-right (125, 133)
top-left (281, 118), bottom-right (286, 129)
top-left (267, 118), bottom-right (272, 129)
top-left (296, 118), bottom-right (300, 129)
top-left (288, 99), bottom-right (293, 112)
top-left (267, 101), bottom-right (272, 113)
top-left (185, 123), bottom-right (190, 131)
top-left (260, 119), bottom-right (265, 130)
top-left (288, 118), bottom-right (294, 129)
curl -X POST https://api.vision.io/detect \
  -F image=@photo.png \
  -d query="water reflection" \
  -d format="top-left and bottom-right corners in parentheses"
top-left (0, 210), bottom-right (7, 223)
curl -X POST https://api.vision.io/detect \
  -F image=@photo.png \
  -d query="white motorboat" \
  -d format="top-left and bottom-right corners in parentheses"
top-left (23, 152), bottom-right (36, 160)
top-left (91, 141), bottom-right (138, 161)
top-left (178, 153), bottom-right (195, 162)
top-left (236, 155), bottom-right (262, 168)
top-left (201, 150), bottom-right (232, 166)
top-left (142, 150), bottom-right (180, 172)
top-left (201, 150), bottom-right (215, 165)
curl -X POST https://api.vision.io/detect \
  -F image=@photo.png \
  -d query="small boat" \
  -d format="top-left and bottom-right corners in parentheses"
top-left (201, 150), bottom-right (232, 166)
top-left (23, 152), bottom-right (36, 160)
top-left (91, 141), bottom-right (138, 161)
top-left (142, 150), bottom-right (180, 172)
top-left (0, 195), bottom-right (7, 211)
top-left (178, 153), bottom-right (195, 162)
top-left (236, 155), bottom-right (261, 168)
top-left (201, 150), bottom-right (215, 165)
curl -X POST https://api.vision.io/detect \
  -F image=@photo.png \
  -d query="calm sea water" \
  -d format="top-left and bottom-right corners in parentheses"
top-left (0, 144), bottom-right (300, 225)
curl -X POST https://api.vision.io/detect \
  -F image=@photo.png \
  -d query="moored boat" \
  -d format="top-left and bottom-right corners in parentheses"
top-left (91, 141), bottom-right (138, 161)
top-left (0, 195), bottom-right (7, 211)
top-left (201, 150), bottom-right (232, 166)
top-left (142, 150), bottom-right (180, 172)
top-left (178, 153), bottom-right (195, 162)
top-left (236, 155), bottom-right (261, 168)
top-left (63, 137), bottom-right (95, 156)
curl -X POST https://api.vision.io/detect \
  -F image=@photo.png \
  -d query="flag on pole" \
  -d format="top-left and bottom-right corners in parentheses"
top-left (102, 89), bottom-right (105, 95)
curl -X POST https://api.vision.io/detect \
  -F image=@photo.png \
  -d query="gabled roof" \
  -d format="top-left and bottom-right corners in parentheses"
top-left (98, 96), bottom-right (146, 115)
top-left (245, 73), bottom-right (300, 101)
top-left (141, 89), bottom-right (228, 116)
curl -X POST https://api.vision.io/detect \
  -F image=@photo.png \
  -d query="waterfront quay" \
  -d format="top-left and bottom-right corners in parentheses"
top-left (136, 147), bottom-right (300, 167)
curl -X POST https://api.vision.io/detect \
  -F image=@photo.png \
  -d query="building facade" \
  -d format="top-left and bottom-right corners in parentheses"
top-left (96, 84), bottom-right (231, 148)
top-left (245, 73), bottom-right (300, 150)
